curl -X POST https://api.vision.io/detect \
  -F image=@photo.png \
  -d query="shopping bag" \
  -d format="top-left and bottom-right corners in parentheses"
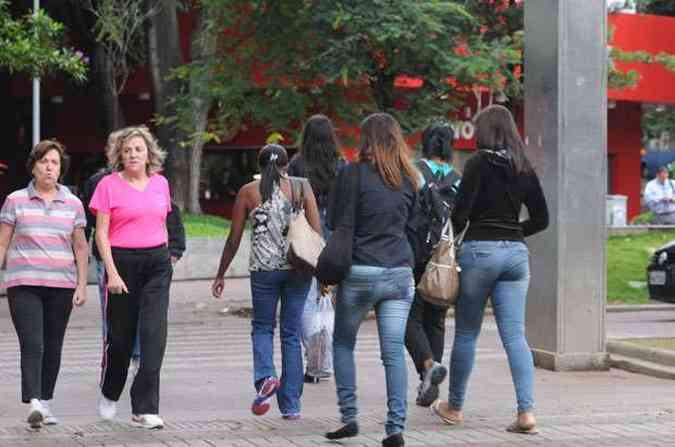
top-left (301, 281), bottom-right (334, 378)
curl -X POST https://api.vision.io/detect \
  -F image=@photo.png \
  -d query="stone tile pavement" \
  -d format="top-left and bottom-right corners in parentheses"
top-left (0, 279), bottom-right (674, 446)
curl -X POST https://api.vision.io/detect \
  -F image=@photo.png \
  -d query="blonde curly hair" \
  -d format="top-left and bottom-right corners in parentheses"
top-left (106, 125), bottom-right (166, 175)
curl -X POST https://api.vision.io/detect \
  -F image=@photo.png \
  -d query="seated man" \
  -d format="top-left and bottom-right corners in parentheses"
top-left (645, 166), bottom-right (675, 224)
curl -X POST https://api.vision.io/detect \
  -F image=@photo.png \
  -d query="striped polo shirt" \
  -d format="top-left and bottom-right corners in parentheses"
top-left (0, 182), bottom-right (86, 289)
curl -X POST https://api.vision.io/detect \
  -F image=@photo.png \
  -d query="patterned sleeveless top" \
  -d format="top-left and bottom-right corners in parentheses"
top-left (249, 184), bottom-right (293, 271)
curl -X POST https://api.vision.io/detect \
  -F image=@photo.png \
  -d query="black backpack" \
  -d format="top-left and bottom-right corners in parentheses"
top-left (407, 160), bottom-right (461, 275)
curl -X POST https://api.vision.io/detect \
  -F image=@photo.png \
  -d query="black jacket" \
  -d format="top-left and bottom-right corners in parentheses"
top-left (81, 169), bottom-right (186, 260)
top-left (452, 149), bottom-right (549, 242)
top-left (329, 162), bottom-right (416, 268)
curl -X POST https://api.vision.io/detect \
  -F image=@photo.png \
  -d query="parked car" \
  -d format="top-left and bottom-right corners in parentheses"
top-left (647, 241), bottom-right (675, 303)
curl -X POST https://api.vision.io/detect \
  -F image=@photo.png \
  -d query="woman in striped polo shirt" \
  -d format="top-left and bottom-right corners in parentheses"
top-left (0, 140), bottom-right (89, 429)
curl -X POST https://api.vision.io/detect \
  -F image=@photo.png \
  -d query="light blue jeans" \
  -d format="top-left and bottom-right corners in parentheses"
top-left (333, 265), bottom-right (414, 435)
top-left (448, 240), bottom-right (534, 413)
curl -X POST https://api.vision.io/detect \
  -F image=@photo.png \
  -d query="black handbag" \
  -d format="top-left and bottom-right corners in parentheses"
top-left (315, 163), bottom-right (361, 285)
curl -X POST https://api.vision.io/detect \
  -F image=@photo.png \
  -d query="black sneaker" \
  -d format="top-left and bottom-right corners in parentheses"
top-left (304, 373), bottom-right (320, 384)
top-left (382, 432), bottom-right (404, 447)
top-left (416, 362), bottom-right (448, 407)
top-left (325, 421), bottom-right (359, 440)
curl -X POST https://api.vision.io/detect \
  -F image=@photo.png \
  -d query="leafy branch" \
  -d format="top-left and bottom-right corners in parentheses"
top-left (0, 0), bottom-right (87, 80)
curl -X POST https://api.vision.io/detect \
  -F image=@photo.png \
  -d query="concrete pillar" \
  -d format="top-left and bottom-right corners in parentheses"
top-left (524, 0), bottom-right (609, 371)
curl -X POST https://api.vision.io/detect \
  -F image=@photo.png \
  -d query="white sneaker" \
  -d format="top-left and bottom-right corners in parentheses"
top-left (98, 394), bottom-right (117, 420)
top-left (27, 398), bottom-right (45, 429)
top-left (39, 400), bottom-right (60, 425)
top-left (131, 414), bottom-right (164, 429)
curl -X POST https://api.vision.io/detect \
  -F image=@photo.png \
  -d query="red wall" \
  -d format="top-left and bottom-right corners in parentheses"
top-left (608, 13), bottom-right (675, 105)
top-left (608, 101), bottom-right (642, 219)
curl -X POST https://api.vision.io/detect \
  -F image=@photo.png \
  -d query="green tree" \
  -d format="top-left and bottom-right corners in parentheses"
top-left (173, 0), bottom-right (523, 142)
top-left (0, 0), bottom-right (87, 80)
top-left (172, 0), bottom-right (675, 214)
top-left (162, 1), bottom-right (526, 214)
top-left (637, 0), bottom-right (675, 15)
top-left (643, 106), bottom-right (675, 144)
top-left (232, 0), bottom-right (522, 132)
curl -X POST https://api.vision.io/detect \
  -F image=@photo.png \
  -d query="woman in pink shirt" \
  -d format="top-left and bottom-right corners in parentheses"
top-left (89, 126), bottom-right (172, 430)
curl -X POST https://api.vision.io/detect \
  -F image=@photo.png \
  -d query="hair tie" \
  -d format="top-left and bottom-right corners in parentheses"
top-left (270, 153), bottom-right (278, 162)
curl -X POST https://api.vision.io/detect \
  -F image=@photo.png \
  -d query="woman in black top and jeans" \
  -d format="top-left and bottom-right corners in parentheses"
top-left (431, 105), bottom-right (549, 435)
top-left (288, 114), bottom-right (345, 384)
top-left (325, 113), bottom-right (418, 447)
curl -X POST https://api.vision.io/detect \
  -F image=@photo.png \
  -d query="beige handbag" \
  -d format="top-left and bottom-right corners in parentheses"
top-left (417, 220), bottom-right (467, 307)
top-left (287, 177), bottom-right (326, 272)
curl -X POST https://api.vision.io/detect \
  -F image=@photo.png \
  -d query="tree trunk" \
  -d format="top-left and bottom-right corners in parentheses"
top-left (374, 72), bottom-right (396, 111)
top-left (186, 6), bottom-right (218, 215)
top-left (145, 0), bottom-right (188, 208)
top-left (93, 43), bottom-right (125, 134)
top-left (187, 104), bottom-right (208, 215)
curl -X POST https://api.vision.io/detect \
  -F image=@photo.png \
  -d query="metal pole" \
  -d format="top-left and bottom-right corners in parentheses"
top-left (32, 0), bottom-right (40, 147)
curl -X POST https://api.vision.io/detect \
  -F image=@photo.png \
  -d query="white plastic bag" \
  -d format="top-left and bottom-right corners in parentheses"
top-left (301, 279), bottom-right (334, 378)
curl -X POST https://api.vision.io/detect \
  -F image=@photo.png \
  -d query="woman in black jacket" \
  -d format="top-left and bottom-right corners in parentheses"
top-left (431, 105), bottom-right (549, 435)
top-left (325, 113), bottom-right (419, 447)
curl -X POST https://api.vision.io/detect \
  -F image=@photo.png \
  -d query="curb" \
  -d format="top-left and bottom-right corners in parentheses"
top-left (607, 304), bottom-right (675, 313)
top-left (607, 339), bottom-right (675, 380)
top-left (609, 353), bottom-right (675, 380)
top-left (607, 339), bottom-right (675, 367)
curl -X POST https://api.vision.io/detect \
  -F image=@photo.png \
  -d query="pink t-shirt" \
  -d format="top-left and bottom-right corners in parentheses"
top-left (89, 173), bottom-right (171, 248)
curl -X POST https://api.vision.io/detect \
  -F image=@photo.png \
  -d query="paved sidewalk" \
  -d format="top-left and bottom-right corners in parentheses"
top-left (0, 279), bottom-right (674, 446)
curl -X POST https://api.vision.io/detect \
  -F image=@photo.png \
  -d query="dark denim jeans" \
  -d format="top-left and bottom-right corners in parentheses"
top-left (448, 240), bottom-right (534, 413)
top-left (333, 265), bottom-right (414, 436)
top-left (250, 270), bottom-right (311, 415)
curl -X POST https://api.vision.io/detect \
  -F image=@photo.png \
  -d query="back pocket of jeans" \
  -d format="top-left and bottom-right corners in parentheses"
top-left (471, 248), bottom-right (493, 259)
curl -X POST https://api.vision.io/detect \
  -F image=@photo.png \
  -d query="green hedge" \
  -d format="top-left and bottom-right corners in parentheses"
top-left (631, 212), bottom-right (654, 225)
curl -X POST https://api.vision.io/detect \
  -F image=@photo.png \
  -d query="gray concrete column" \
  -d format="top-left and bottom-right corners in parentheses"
top-left (524, 0), bottom-right (609, 371)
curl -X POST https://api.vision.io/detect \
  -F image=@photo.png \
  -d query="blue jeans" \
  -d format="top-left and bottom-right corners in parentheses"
top-left (448, 240), bottom-right (534, 413)
top-left (333, 265), bottom-right (414, 436)
top-left (250, 270), bottom-right (311, 415)
top-left (97, 259), bottom-right (140, 360)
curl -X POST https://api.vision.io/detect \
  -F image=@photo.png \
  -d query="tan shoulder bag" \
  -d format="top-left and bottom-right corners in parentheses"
top-left (287, 177), bottom-right (326, 273)
top-left (416, 220), bottom-right (468, 307)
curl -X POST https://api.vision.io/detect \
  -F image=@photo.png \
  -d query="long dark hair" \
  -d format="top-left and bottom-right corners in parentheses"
top-left (475, 105), bottom-right (532, 174)
top-left (359, 113), bottom-right (419, 191)
top-left (299, 114), bottom-right (341, 198)
top-left (421, 124), bottom-right (454, 162)
top-left (258, 144), bottom-right (289, 202)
